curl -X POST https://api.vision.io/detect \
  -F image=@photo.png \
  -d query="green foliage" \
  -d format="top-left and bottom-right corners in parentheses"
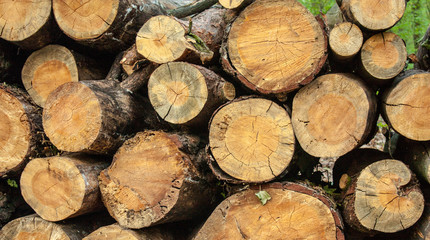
top-left (6, 179), bottom-right (18, 188)
top-left (255, 190), bottom-right (271, 205)
top-left (297, 0), bottom-right (336, 15)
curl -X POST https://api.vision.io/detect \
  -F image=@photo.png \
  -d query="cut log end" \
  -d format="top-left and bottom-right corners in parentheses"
top-left (136, 16), bottom-right (188, 64)
top-left (43, 82), bottom-right (102, 153)
top-left (194, 183), bottom-right (343, 239)
top-left (0, 0), bottom-right (51, 42)
top-left (383, 72), bottom-right (430, 141)
top-left (83, 223), bottom-right (174, 240)
top-left (360, 32), bottom-right (407, 82)
top-left (340, 0), bottom-right (406, 31)
top-left (352, 159), bottom-right (424, 233)
top-left (329, 22), bottom-right (363, 60)
top-left (22, 45), bottom-right (79, 107)
top-left (227, 0), bottom-right (327, 94)
top-left (219, 0), bottom-right (244, 9)
top-left (209, 98), bottom-right (295, 182)
top-left (20, 155), bottom-right (107, 221)
top-left (53, 0), bottom-right (119, 40)
top-left (0, 88), bottom-right (31, 176)
top-left (292, 73), bottom-right (377, 157)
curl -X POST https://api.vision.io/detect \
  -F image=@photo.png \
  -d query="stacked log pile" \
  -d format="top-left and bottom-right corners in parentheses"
top-left (0, 0), bottom-right (428, 239)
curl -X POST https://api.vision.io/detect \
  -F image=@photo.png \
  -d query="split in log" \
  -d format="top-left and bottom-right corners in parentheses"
top-left (342, 159), bottom-right (424, 234)
top-left (83, 223), bottom-right (174, 240)
top-left (292, 73), bottom-right (377, 158)
top-left (148, 62), bottom-right (235, 127)
top-left (381, 70), bottom-right (430, 141)
top-left (20, 154), bottom-right (109, 221)
top-left (208, 97), bottom-right (295, 183)
top-left (358, 32), bottom-right (407, 87)
top-left (52, 0), bottom-right (164, 52)
top-left (193, 182), bottom-right (344, 239)
top-left (395, 137), bottom-right (430, 184)
top-left (42, 64), bottom-right (167, 154)
top-left (336, 0), bottom-right (406, 32)
top-left (0, 213), bottom-right (114, 240)
top-left (99, 130), bottom-right (217, 229)
top-left (0, 0), bottom-right (60, 50)
top-left (22, 45), bottom-right (106, 107)
top-left (416, 25), bottom-right (430, 71)
top-left (329, 22), bottom-right (363, 62)
top-left (221, 0), bottom-right (327, 94)
top-left (0, 85), bottom-right (53, 177)
top-left (136, 7), bottom-right (228, 64)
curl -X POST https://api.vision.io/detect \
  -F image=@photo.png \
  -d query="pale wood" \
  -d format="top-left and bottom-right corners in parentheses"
top-left (209, 97), bottom-right (295, 183)
top-left (342, 159), bottom-right (424, 233)
top-left (0, 85), bottom-right (54, 177)
top-left (222, 0), bottom-right (327, 94)
top-left (359, 32), bottom-right (407, 86)
top-left (337, 0), bottom-right (406, 32)
top-left (329, 22), bottom-right (363, 61)
top-left (0, 0), bottom-right (60, 49)
top-left (22, 45), bottom-right (105, 107)
top-left (193, 182), bottom-right (344, 240)
top-left (292, 73), bottom-right (377, 157)
top-left (99, 130), bottom-right (217, 229)
top-left (381, 71), bottom-right (430, 141)
top-left (148, 62), bottom-right (235, 127)
top-left (20, 154), bottom-right (109, 221)
top-left (83, 223), bottom-right (174, 240)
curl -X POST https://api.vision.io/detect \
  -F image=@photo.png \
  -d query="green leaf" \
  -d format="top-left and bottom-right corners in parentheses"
top-left (7, 179), bottom-right (18, 188)
top-left (255, 190), bottom-right (271, 205)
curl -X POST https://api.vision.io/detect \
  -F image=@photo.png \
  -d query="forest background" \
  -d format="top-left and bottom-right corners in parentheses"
top-left (298, 0), bottom-right (430, 69)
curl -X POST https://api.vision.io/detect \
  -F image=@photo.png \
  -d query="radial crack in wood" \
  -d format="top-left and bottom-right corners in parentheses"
top-left (329, 22), bottom-right (363, 61)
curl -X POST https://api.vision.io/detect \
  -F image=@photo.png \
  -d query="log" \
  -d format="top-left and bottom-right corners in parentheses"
top-left (52, 0), bottom-right (165, 53)
top-left (148, 62), bottom-right (235, 128)
top-left (22, 45), bottom-right (107, 107)
top-left (83, 223), bottom-right (174, 240)
top-left (0, 213), bottom-right (114, 239)
top-left (410, 203), bottom-right (430, 240)
top-left (329, 22), bottom-right (363, 62)
top-left (221, 0), bottom-right (327, 95)
top-left (136, 7), bottom-right (228, 64)
top-left (99, 130), bottom-right (218, 229)
top-left (0, 0), bottom-right (60, 50)
top-left (291, 73), bottom-right (378, 158)
top-left (0, 85), bottom-right (53, 177)
top-left (395, 137), bottom-right (430, 184)
top-left (336, 0), bottom-right (407, 32)
top-left (358, 32), bottom-right (407, 87)
top-left (193, 182), bottom-right (344, 239)
top-left (20, 154), bottom-right (109, 222)
top-left (219, 0), bottom-right (253, 9)
top-left (42, 64), bottom-right (167, 155)
top-left (381, 70), bottom-right (430, 141)
top-left (416, 25), bottom-right (430, 71)
top-left (208, 97), bottom-right (295, 183)
top-left (342, 159), bottom-right (424, 234)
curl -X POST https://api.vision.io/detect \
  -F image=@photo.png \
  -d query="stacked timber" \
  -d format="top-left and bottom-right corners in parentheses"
top-left (0, 0), bottom-right (429, 239)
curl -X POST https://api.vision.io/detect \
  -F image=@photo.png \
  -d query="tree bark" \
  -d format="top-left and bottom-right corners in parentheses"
top-left (358, 32), bottom-right (407, 87)
top-left (336, 0), bottom-right (407, 32)
top-left (221, 0), bottom-right (327, 95)
top-left (208, 96), bottom-right (295, 183)
top-left (83, 223), bottom-right (174, 240)
top-left (416, 25), bottom-right (430, 71)
top-left (292, 73), bottom-right (378, 158)
top-left (99, 130), bottom-right (218, 229)
top-left (148, 62), bottom-right (235, 129)
top-left (193, 182), bottom-right (344, 239)
top-left (42, 65), bottom-right (168, 155)
top-left (410, 203), bottom-right (430, 240)
top-left (381, 70), bottom-right (430, 141)
top-left (0, 85), bottom-right (54, 177)
top-left (394, 137), bottom-right (430, 184)
top-left (0, 0), bottom-right (61, 50)
top-left (20, 154), bottom-right (109, 222)
top-left (22, 44), bottom-right (107, 107)
top-left (0, 213), bottom-right (114, 240)
top-left (341, 158), bottom-right (424, 234)
top-left (136, 7), bottom-right (229, 64)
